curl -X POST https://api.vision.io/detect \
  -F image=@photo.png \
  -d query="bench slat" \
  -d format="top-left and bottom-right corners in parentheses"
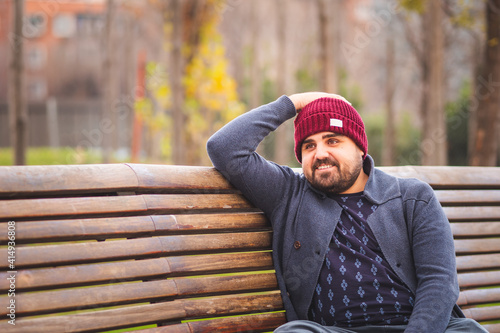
top-left (0, 292), bottom-right (283, 333)
top-left (1, 232), bottom-right (272, 268)
top-left (0, 194), bottom-right (255, 222)
top-left (457, 287), bottom-right (500, 306)
top-left (0, 164), bottom-right (237, 198)
top-left (144, 194), bottom-right (256, 214)
top-left (2, 237), bottom-right (161, 268)
top-left (458, 270), bottom-right (500, 288)
top-left (378, 166), bottom-right (500, 188)
top-left (166, 251), bottom-right (273, 276)
top-left (454, 238), bottom-right (500, 254)
top-left (152, 213), bottom-right (268, 232)
top-left (435, 190), bottom-right (500, 205)
top-left (451, 222), bottom-right (500, 237)
top-left (0, 195), bottom-right (148, 221)
top-left (0, 164), bottom-right (138, 198)
top-left (461, 305), bottom-right (500, 322)
top-left (0, 252), bottom-right (274, 292)
top-left (0, 257), bottom-right (169, 291)
top-left (456, 253), bottom-right (500, 271)
top-left (128, 164), bottom-right (235, 193)
top-left (0, 273), bottom-right (278, 316)
top-left (174, 272), bottom-right (278, 297)
top-left (443, 206), bottom-right (500, 221)
top-left (0, 216), bottom-right (155, 243)
top-left (163, 312), bottom-right (287, 333)
top-left (483, 323), bottom-right (500, 333)
top-left (0, 213), bottom-right (268, 243)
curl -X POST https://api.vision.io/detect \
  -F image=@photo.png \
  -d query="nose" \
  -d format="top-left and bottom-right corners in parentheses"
top-left (315, 142), bottom-right (329, 160)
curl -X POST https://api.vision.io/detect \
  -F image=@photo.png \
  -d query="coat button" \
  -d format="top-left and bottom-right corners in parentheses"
top-left (294, 241), bottom-right (301, 249)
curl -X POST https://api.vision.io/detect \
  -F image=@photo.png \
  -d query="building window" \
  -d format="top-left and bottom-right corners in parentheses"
top-left (24, 13), bottom-right (47, 38)
top-left (53, 14), bottom-right (77, 38)
top-left (76, 14), bottom-right (104, 37)
top-left (28, 78), bottom-right (47, 101)
top-left (26, 45), bottom-right (46, 70)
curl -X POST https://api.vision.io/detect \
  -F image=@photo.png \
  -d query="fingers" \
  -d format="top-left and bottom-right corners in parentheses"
top-left (288, 92), bottom-right (351, 111)
top-left (329, 94), bottom-right (351, 105)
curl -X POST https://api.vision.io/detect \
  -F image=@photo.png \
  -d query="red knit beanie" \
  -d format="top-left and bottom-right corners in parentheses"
top-left (294, 97), bottom-right (368, 163)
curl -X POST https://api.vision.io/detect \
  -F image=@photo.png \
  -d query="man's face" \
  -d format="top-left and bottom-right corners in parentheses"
top-left (301, 131), bottom-right (364, 194)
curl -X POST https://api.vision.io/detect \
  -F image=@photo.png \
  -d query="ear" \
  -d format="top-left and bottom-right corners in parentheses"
top-left (358, 147), bottom-right (364, 157)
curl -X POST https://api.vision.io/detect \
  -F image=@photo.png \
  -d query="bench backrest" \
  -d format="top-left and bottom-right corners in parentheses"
top-left (0, 164), bottom-right (499, 332)
top-left (0, 164), bottom-right (284, 332)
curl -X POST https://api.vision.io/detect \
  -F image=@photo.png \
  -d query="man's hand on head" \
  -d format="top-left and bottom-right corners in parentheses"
top-left (288, 92), bottom-right (351, 112)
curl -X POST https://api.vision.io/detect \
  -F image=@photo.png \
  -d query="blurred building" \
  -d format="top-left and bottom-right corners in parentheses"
top-left (0, 0), bottom-right (106, 103)
top-left (0, 0), bottom-right (163, 153)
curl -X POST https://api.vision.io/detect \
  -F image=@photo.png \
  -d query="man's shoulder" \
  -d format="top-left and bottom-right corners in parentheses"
top-left (376, 168), bottom-right (435, 202)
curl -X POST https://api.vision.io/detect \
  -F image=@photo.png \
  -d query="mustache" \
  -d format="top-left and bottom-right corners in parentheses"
top-left (312, 158), bottom-right (340, 170)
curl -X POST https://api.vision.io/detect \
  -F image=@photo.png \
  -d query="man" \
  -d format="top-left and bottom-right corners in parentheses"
top-left (206, 92), bottom-right (486, 333)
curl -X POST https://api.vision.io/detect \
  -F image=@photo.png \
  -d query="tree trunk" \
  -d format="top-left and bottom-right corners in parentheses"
top-left (131, 51), bottom-right (146, 163)
top-left (250, 1), bottom-right (264, 157)
top-left (421, 0), bottom-right (447, 165)
top-left (170, 0), bottom-right (186, 165)
top-left (102, 0), bottom-right (116, 163)
top-left (9, 0), bottom-right (27, 165)
top-left (123, 13), bottom-right (135, 156)
top-left (274, 0), bottom-right (291, 165)
top-left (250, 1), bottom-right (261, 109)
top-left (467, 36), bottom-right (483, 166)
top-left (382, 33), bottom-right (396, 166)
top-left (317, 0), bottom-right (337, 93)
top-left (469, 0), bottom-right (500, 166)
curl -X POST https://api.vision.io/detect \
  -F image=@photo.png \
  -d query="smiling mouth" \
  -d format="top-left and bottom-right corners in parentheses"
top-left (317, 165), bottom-right (334, 170)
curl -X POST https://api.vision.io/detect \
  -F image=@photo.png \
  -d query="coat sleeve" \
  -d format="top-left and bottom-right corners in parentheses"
top-left (404, 184), bottom-right (459, 333)
top-left (206, 95), bottom-right (298, 218)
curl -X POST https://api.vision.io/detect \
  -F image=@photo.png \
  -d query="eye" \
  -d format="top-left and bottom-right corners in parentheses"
top-left (327, 138), bottom-right (339, 145)
top-left (303, 142), bottom-right (315, 150)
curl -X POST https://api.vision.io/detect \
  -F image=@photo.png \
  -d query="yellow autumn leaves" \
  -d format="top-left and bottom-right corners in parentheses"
top-left (135, 0), bottom-right (244, 165)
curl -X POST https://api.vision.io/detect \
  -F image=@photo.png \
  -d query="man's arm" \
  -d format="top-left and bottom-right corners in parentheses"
top-left (207, 93), bottom-right (349, 216)
top-left (404, 186), bottom-right (459, 333)
top-left (207, 96), bottom-right (297, 215)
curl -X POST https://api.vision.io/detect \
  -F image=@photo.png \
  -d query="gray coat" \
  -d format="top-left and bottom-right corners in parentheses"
top-left (207, 96), bottom-right (463, 333)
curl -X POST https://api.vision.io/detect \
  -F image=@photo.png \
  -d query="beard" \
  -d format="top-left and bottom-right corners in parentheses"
top-left (307, 155), bottom-right (364, 194)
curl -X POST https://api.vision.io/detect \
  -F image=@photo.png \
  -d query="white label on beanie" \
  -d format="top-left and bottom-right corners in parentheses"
top-left (330, 119), bottom-right (343, 128)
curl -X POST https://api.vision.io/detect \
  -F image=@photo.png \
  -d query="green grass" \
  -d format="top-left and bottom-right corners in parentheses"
top-left (0, 147), bottom-right (107, 165)
top-left (104, 325), bottom-right (157, 332)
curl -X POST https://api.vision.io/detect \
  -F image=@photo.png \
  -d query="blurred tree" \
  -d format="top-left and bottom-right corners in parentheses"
top-left (140, 0), bottom-right (244, 165)
top-left (159, 0), bottom-right (244, 165)
top-left (338, 69), bottom-right (364, 111)
top-left (469, 0), bottom-right (500, 166)
top-left (382, 26), bottom-right (396, 166)
top-left (317, 0), bottom-right (339, 93)
top-left (169, 0), bottom-right (185, 164)
top-left (182, 0), bottom-right (245, 165)
top-left (274, 0), bottom-right (291, 165)
top-left (401, 0), bottom-right (447, 165)
top-left (422, 0), bottom-right (447, 165)
top-left (446, 80), bottom-right (470, 165)
top-left (134, 61), bottom-right (171, 162)
top-left (441, 0), bottom-right (484, 165)
top-left (396, 112), bottom-right (422, 165)
top-left (9, 0), bottom-right (27, 165)
top-left (102, 0), bottom-right (116, 163)
top-left (249, 1), bottom-right (261, 110)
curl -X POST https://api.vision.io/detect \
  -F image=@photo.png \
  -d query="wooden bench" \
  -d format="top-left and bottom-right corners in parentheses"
top-left (0, 164), bottom-right (498, 332)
